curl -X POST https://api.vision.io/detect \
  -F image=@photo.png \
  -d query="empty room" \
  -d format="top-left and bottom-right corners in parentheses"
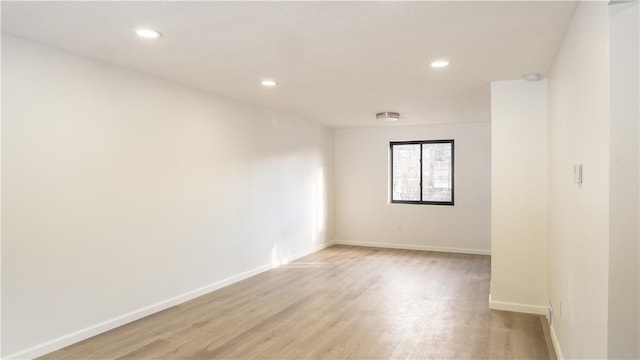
top-left (1, 1), bottom-right (638, 359)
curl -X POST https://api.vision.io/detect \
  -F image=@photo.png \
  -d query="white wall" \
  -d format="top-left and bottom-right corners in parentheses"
top-left (1, 33), bottom-right (334, 358)
top-left (490, 3), bottom-right (639, 358)
top-left (547, 2), bottom-right (610, 358)
top-left (334, 123), bottom-right (490, 254)
top-left (608, 2), bottom-right (639, 359)
top-left (489, 79), bottom-right (548, 315)
top-left (0, 30), bottom-right (4, 359)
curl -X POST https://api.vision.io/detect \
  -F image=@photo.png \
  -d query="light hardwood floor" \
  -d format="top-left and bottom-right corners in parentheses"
top-left (40, 245), bottom-right (556, 359)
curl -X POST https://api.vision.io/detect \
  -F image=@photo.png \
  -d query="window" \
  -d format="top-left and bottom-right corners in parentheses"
top-left (390, 140), bottom-right (454, 205)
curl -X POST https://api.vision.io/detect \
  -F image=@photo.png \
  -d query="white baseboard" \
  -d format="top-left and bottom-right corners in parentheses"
top-left (6, 241), bottom-right (334, 360)
top-left (549, 324), bottom-right (564, 360)
top-left (334, 239), bottom-right (491, 256)
top-left (488, 294), bottom-right (547, 315)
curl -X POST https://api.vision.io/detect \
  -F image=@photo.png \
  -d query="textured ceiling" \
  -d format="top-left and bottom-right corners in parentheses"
top-left (1, 1), bottom-right (577, 128)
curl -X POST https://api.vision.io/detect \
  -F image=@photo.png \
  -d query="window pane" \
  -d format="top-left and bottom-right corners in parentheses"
top-left (422, 143), bottom-right (452, 202)
top-left (392, 144), bottom-right (421, 201)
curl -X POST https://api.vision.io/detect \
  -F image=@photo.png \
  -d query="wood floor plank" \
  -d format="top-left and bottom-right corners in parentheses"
top-left (39, 245), bottom-right (556, 359)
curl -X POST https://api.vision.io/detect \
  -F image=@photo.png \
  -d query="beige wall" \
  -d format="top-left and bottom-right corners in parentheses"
top-left (608, 2), bottom-right (639, 359)
top-left (489, 79), bottom-right (548, 314)
top-left (1, 33), bottom-right (334, 358)
top-left (334, 123), bottom-right (491, 254)
top-left (547, 2), bottom-right (610, 358)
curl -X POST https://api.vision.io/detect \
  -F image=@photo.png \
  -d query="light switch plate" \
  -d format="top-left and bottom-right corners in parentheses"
top-left (574, 164), bottom-right (582, 184)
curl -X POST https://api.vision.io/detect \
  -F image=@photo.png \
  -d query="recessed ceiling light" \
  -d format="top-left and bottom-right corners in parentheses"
top-left (430, 60), bottom-right (450, 68)
top-left (376, 112), bottom-right (400, 122)
top-left (136, 29), bottom-right (162, 39)
top-left (261, 79), bottom-right (278, 87)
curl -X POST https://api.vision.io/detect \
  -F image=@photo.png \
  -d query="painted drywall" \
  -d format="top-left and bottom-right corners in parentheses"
top-left (608, 2), bottom-right (639, 359)
top-left (1, 33), bottom-right (334, 358)
top-left (334, 123), bottom-right (490, 254)
top-left (489, 79), bottom-right (548, 315)
top-left (547, 2), bottom-right (610, 358)
top-left (0, 30), bottom-right (3, 359)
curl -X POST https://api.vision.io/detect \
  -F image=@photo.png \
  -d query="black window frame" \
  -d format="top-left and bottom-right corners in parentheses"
top-left (390, 139), bottom-right (455, 206)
